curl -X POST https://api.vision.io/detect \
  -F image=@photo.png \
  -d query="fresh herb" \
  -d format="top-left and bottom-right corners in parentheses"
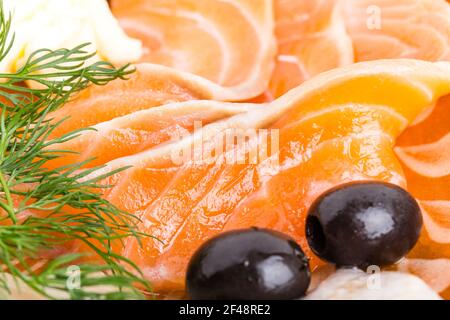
top-left (0, 2), bottom-right (151, 299)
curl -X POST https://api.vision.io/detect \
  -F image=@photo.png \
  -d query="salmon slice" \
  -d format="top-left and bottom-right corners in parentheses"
top-left (47, 101), bottom-right (254, 168)
top-left (395, 96), bottom-right (450, 202)
top-left (394, 94), bottom-right (450, 298)
top-left (111, 0), bottom-right (276, 100)
top-left (342, 0), bottom-right (450, 62)
top-left (268, 0), bottom-right (353, 98)
top-left (267, 0), bottom-right (450, 98)
top-left (47, 63), bottom-right (239, 138)
top-left (76, 60), bottom-right (450, 293)
top-left (396, 134), bottom-right (450, 178)
top-left (399, 258), bottom-right (450, 299)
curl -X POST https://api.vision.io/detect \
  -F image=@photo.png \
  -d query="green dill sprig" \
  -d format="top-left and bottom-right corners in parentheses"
top-left (0, 1), bottom-right (152, 299)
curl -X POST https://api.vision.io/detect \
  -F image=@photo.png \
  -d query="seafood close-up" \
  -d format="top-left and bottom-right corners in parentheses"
top-left (0, 0), bottom-right (449, 303)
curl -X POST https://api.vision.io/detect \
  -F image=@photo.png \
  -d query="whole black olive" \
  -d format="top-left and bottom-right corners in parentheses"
top-left (186, 228), bottom-right (310, 300)
top-left (306, 181), bottom-right (422, 269)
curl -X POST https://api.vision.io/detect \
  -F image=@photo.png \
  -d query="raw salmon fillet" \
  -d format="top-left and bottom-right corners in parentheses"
top-left (107, 0), bottom-right (450, 101)
top-left (266, 0), bottom-right (450, 98)
top-left (66, 60), bottom-right (450, 293)
top-left (111, 0), bottom-right (276, 101)
top-left (343, 0), bottom-right (450, 62)
top-left (268, 0), bottom-right (353, 98)
top-left (48, 64), bottom-right (228, 138)
top-left (1, 0), bottom-right (449, 301)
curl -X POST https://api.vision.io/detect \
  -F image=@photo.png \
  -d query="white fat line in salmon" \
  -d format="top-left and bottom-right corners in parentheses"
top-left (169, 120), bottom-right (280, 167)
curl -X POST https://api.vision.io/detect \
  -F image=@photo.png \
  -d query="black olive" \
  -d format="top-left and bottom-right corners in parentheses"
top-left (186, 228), bottom-right (310, 300)
top-left (306, 181), bottom-right (423, 269)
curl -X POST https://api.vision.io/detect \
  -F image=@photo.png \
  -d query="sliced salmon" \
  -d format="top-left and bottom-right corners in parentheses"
top-left (47, 101), bottom-right (254, 168)
top-left (269, 0), bottom-right (353, 98)
top-left (396, 134), bottom-right (450, 178)
top-left (268, 0), bottom-right (450, 98)
top-left (111, 0), bottom-right (276, 100)
top-left (394, 94), bottom-right (450, 298)
top-left (108, 0), bottom-right (450, 101)
top-left (342, 0), bottom-right (450, 62)
top-left (73, 60), bottom-right (450, 292)
top-left (47, 63), bottom-right (257, 138)
top-left (398, 258), bottom-right (450, 299)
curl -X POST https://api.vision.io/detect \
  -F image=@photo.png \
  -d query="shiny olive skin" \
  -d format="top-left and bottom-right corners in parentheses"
top-left (186, 228), bottom-right (311, 300)
top-left (306, 181), bottom-right (423, 269)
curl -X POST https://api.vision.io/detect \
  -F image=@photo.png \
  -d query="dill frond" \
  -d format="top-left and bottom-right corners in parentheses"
top-left (0, 1), bottom-right (152, 299)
